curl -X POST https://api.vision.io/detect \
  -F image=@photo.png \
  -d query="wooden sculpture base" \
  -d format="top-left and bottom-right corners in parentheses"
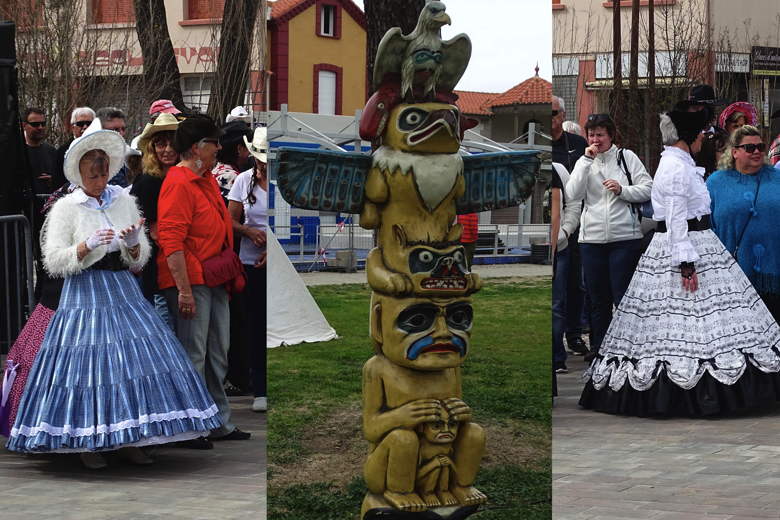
top-left (362, 494), bottom-right (479, 520)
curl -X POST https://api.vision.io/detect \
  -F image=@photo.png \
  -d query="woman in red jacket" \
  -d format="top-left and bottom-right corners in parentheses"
top-left (157, 116), bottom-right (251, 447)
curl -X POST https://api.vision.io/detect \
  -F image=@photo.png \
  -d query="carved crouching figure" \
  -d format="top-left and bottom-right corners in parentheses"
top-left (361, 293), bottom-right (487, 515)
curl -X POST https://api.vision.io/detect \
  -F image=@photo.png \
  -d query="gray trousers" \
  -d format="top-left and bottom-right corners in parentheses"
top-left (165, 284), bottom-right (234, 436)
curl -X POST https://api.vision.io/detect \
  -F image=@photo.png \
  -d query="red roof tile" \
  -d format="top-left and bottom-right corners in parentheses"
top-left (270, 0), bottom-right (304, 19)
top-left (270, 0), bottom-right (365, 26)
top-left (489, 76), bottom-right (552, 107)
top-left (454, 90), bottom-right (498, 116)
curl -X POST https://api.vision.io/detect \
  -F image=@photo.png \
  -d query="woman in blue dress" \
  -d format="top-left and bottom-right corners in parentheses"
top-left (6, 120), bottom-right (222, 468)
top-left (707, 125), bottom-right (780, 322)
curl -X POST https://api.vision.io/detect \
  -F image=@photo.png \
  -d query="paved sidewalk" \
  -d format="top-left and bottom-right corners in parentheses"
top-left (0, 396), bottom-right (266, 520)
top-left (299, 262), bottom-right (552, 286)
top-left (554, 355), bottom-right (780, 520)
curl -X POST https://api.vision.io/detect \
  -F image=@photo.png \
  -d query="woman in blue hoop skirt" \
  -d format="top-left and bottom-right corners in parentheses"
top-left (6, 119), bottom-right (222, 468)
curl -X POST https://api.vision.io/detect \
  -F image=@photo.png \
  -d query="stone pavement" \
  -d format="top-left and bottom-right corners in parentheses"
top-left (299, 262), bottom-right (552, 286)
top-left (554, 355), bottom-right (780, 519)
top-left (0, 396), bottom-right (266, 520)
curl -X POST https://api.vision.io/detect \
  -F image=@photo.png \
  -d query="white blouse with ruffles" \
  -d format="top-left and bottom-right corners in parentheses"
top-left (651, 146), bottom-right (711, 266)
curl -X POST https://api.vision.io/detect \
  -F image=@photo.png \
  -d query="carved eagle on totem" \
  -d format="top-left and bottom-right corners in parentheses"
top-left (373, 0), bottom-right (472, 100)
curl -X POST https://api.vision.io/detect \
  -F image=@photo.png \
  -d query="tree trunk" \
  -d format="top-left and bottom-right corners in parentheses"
top-left (646, 0), bottom-right (657, 173)
top-left (133, 0), bottom-right (186, 110)
top-left (207, 0), bottom-right (261, 123)
top-left (364, 0), bottom-right (425, 95)
top-left (611, 0), bottom-right (622, 131)
top-left (627, 0), bottom-right (640, 153)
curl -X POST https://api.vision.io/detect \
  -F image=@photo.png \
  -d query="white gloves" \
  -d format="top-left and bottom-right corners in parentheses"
top-left (85, 229), bottom-right (115, 251)
top-left (118, 219), bottom-right (145, 248)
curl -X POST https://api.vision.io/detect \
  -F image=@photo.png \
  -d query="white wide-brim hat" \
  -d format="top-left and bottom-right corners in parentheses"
top-left (244, 126), bottom-right (268, 163)
top-left (63, 118), bottom-right (126, 187)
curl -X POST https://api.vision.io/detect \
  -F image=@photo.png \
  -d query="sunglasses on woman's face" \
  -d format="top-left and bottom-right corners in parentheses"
top-left (735, 143), bottom-right (766, 154)
top-left (73, 120), bottom-right (92, 128)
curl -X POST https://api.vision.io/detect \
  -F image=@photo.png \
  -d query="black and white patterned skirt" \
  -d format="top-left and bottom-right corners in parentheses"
top-left (580, 229), bottom-right (780, 416)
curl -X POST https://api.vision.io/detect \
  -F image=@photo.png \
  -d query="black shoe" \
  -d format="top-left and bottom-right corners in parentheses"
top-left (583, 350), bottom-right (599, 363)
top-left (554, 361), bottom-right (568, 374)
top-left (566, 337), bottom-right (589, 355)
top-left (178, 436), bottom-right (213, 450)
top-left (209, 428), bottom-right (251, 441)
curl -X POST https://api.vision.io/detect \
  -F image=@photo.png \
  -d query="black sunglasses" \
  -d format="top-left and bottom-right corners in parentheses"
top-left (26, 121), bottom-right (46, 127)
top-left (735, 143), bottom-right (766, 153)
top-left (587, 113), bottom-right (612, 124)
top-left (73, 120), bottom-right (92, 128)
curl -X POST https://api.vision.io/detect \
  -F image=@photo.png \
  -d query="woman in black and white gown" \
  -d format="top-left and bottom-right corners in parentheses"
top-left (579, 102), bottom-right (780, 416)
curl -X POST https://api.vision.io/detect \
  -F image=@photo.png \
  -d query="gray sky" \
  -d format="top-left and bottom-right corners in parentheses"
top-left (352, 0), bottom-right (552, 93)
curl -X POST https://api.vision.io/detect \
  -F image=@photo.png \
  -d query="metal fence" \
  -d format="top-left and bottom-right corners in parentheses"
top-left (1, 215), bottom-right (35, 355)
top-left (273, 222), bottom-right (551, 260)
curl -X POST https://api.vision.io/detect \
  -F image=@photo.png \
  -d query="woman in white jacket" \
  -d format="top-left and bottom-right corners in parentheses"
top-left (565, 114), bottom-right (652, 361)
top-left (6, 120), bottom-right (221, 468)
top-left (579, 103), bottom-right (780, 416)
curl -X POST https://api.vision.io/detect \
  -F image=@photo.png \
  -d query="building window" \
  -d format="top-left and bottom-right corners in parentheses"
top-left (182, 75), bottom-right (213, 113)
top-left (91, 0), bottom-right (135, 24)
top-left (316, 1), bottom-right (341, 39)
top-left (7, 0), bottom-right (45, 28)
top-left (321, 5), bottom-right (335, 36)
top-left (313, 64), bottom-right (342, 115)
top-left (188, 0), bottom-right (225, 20)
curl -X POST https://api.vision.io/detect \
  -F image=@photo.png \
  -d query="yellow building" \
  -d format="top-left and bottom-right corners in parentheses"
top-left (269, 0), bottom-right (367, 115)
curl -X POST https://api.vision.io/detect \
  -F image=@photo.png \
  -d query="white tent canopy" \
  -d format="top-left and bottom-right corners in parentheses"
top-left (267, 229), bottom-right (337, 347)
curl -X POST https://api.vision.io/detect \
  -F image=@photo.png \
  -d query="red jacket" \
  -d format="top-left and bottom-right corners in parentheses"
top-left (157, 165), bottom-right (234, 290)
top-left (457, 213), bottom-right (479, 243)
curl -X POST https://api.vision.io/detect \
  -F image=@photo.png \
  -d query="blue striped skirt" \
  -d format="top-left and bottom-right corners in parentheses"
top-left (6, 269), bottom-right (222, 453)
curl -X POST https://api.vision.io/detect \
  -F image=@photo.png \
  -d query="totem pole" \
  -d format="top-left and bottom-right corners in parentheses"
top-left (273, 2), bottom-right (540, 519)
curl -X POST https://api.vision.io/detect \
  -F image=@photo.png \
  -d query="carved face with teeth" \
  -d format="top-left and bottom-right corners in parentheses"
top-left (384, 102), bottom-right (462, 154)
top-left (409, 245), bottom-right (468, 292)
top-left (371, 293), bottom-right (472, 371)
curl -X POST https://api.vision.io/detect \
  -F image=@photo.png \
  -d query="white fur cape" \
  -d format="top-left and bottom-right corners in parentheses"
top-left (42, 188), bottom-right (151, 277)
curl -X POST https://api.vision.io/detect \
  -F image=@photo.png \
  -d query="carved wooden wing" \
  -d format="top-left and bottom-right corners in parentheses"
top-left (456, 151), bottom-right (541, 214)
top-left (273, 147), bottom-right (372, 213)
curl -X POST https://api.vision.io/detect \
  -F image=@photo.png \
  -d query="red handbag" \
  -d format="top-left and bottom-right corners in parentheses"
top-left (201, 247), bottom-right (246, 293)
top-left (197, 181), bottom-right (246, 293)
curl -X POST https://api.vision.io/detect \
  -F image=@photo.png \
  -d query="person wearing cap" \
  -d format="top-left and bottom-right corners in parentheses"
top-left (157, 115), bottom-right (251, 443)
top-left (130, 113), bottom-right (181, 309)
top-left (225, 106), bottom-right (251, 124)
top-left (213, 121), bottom-right (254, 200)
top-left (149, 99), bottom-right (183, 121)
top-left (6, 119), bottom-right (222, 467)
top-left (227, 127), bottom-right (268, 412)
top-left (686, 84), bottom-right (727, 177)
top-left (580, 102), bottom-right (780, 416)
top-left (708, 125), bottom-right (780, 322)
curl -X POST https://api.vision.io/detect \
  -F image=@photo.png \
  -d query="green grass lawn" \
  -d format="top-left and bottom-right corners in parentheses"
top-left (268, 277), bottom-right (551, 519)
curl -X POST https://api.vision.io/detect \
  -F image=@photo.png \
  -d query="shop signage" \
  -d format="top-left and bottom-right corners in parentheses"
top-left (751, 46), bottom-right (780, 76)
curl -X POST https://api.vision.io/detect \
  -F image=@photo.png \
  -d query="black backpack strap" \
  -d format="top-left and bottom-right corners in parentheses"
top-left (618, 148), bottom-right (633, 186)
top-left (617, 148), bottom-right (640, 217)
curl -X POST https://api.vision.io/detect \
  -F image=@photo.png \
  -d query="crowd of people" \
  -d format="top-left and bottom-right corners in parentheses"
top-left (552, 85), bottom-right (780, 416)
top-left (0, 100), bottom-right (267, 467)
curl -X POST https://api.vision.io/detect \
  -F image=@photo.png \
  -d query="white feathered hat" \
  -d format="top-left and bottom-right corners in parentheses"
top-left (63, 118), bottom-right (126, 186)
